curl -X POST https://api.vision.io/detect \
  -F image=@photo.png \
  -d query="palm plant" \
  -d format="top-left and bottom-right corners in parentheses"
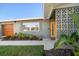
top-left (54, 32), bottom-right (79, 55)
top-left (54, 32), bottom-right (79, 48)
top-left (69, 13), bottom-right (79, 35)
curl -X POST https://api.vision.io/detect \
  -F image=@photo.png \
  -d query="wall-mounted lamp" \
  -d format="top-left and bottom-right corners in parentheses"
top-left (14, 21), bottom-right (16, 23)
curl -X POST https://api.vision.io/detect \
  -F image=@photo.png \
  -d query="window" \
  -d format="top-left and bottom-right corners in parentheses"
top-left (22, 22), bottom-right (40, 31)
top-left (52, 24), bottom-right (54, 35)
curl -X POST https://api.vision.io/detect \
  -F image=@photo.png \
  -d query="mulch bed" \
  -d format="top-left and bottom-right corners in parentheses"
top-left (44, 49), bottom-right (74, 56)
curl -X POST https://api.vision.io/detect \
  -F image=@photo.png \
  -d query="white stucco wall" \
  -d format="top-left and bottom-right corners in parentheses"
top-left (0, 23), bottom-right (2, 37)
top-left (13, 22), bottom-right (21, 34)
top-left (15, 20), bottom-right (50, 39)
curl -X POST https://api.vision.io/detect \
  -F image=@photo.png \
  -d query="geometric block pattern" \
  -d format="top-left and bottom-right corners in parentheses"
top-left (55, 6), bottom-right (79, 38)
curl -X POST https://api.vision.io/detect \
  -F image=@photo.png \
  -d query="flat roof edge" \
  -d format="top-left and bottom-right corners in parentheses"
top-left (0, 17), bottom-right (44, 22)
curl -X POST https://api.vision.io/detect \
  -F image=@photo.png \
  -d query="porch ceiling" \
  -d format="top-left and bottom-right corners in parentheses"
top-left (44, 3), bottom-right (79, 19)
top-left (44, 3), bottom-right (63, 19)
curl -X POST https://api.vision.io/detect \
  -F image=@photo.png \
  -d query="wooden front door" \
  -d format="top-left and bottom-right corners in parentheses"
top-left (2, 24), bottom-right (13, 36)
top-left (50, 20), bottom-right (56, 39)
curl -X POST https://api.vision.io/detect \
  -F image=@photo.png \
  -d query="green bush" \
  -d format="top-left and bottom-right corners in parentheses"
top-left (3, 32), bottom-right (42, 40)
top-left (17, 32), bottom-right (26, 40)
top-left (28, 34), bottom-right (40, 40)
top-left (54, 32), bottom-right (79, 56)
top-left (10, 33), bottom-right (18, 40)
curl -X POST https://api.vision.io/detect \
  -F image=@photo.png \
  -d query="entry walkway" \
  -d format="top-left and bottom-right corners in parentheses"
top-left (0, 39), bottom-right (55, 50)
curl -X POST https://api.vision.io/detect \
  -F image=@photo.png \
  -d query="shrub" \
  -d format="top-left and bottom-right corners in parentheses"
top-left (31, 35), bottom-right (41, 40)
top-left (3, 36), bottom-right (11, 40)
top-left (17, 32), bottom-right (26, 40)
top-left (28, 34), bottom-right (42, 40)
top-left (3, 33), bottom-right (42, 40)
top-left (28, 34), bottom-right (34, 40)
top-left (54, 32), bottom-right (79, 56)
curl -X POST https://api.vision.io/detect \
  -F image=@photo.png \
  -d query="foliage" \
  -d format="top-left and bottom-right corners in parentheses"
top-left (3, 32), bottom-right (42, 40)
top-left (3, 36), bottom-right (11, 40)
top-left (17, 32), bottom-right (26, 40)
top-left (54, 32), bottom-right (79, 55)
top-left (69, 13), bottom-right (79, 28)
top-left (28, 34), bottom-right (41, 40)
top-left (69, 13), bottom-right (79, 34)
top-left (54, 32), bottom-right (68, 48)
top-left (10, 33), bottom-right (18, 40)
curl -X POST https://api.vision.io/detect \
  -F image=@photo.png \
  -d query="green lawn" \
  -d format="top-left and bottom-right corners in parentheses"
top-left (0, 46), bottom-right (43, 56)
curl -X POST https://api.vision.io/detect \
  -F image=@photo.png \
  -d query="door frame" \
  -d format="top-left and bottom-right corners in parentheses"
top-left (50, 20), bottom-right (56, 39)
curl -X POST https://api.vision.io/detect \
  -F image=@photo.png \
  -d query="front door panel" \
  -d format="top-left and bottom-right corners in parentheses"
top-left (2, 24), bottom-right (13, 36)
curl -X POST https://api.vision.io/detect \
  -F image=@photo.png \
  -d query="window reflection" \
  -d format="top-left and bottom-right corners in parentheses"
top-left (22, 22), bottom-right (40, 31)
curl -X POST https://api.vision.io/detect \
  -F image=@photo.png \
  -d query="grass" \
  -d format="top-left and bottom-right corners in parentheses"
top-left (0, 46), bottom-right (43, 56)
top-left (74, 52), bottom-right (79, 56)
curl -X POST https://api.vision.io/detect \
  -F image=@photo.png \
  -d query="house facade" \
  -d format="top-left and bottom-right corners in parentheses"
top-left (0, 3), bottom-right (79, 50)
top-left (0, 18), bottom-right (50, 39)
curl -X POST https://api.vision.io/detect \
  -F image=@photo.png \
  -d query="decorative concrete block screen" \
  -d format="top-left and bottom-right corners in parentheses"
top-left (55, 6), bottom-right (79, 38)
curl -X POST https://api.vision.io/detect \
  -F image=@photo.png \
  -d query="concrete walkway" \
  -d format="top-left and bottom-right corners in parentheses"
top-left (0, 39), bottom-right (55, 50)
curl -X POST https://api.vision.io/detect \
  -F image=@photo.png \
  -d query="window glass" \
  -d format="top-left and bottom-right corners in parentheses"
top-left (52, 24), bottom-right (54, 35)
top-left (22, 22), bottom-right (40, 31)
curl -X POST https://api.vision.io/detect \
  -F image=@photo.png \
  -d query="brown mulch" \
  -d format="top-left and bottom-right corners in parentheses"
top-left (44, 49), bottom-right (74, 56)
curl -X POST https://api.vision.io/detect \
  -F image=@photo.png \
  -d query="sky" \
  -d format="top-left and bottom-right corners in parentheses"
top-left (0, 3), bottom-right (43, 20)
